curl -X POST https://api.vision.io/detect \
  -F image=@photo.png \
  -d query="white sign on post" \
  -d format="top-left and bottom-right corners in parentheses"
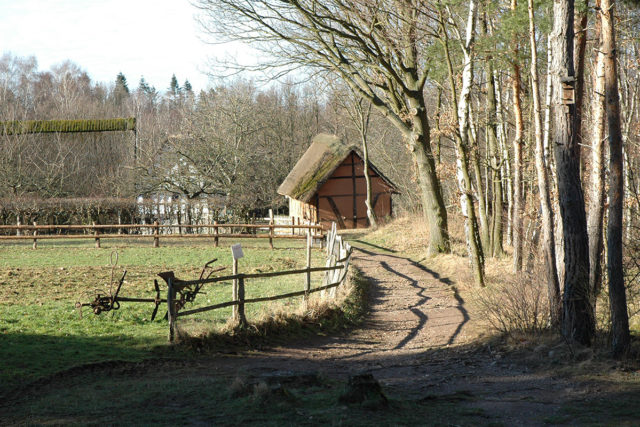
top-left (231, 243), bottom-right (244, 260)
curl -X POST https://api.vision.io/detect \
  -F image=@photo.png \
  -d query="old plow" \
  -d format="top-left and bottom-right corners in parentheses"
top-left (75, 253), bottom-right (225, 320)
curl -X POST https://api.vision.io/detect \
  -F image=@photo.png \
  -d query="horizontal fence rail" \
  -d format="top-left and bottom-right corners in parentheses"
top-left (0, 221), bottom-right (324, 249)
top-left (175, 265), bottom-right (347, 318)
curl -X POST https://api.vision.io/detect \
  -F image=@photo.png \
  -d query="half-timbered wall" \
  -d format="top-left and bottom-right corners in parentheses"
top-left (288, 151), bottom-right (393, 229)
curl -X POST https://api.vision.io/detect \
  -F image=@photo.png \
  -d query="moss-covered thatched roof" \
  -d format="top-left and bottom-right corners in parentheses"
top-left (0, 118), bottom-right (136, 135)
top-left (277, 133), bottom-right (397, 202)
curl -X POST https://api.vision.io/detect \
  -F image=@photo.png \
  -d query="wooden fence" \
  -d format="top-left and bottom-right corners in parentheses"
top-left (0, 221), bottom-right (323, 249)
top-left (167, 223), bottom-right (351, 342)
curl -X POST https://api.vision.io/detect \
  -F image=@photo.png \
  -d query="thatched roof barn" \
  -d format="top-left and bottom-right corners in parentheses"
top-left (278, 133), bottom-right (398, 229)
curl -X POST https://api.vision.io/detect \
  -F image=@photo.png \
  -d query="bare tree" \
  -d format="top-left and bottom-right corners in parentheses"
top-left (330, 84), bottom-right (378, 228)
top-left (195, 0), bottom-right (451, 253)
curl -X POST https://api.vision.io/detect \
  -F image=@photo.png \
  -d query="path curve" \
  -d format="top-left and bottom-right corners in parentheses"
top-left (202, 245), bottom-right (575, 425)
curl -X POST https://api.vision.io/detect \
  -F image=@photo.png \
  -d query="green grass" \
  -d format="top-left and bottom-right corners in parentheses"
top-left (0, 238), bottom-right (326, 393)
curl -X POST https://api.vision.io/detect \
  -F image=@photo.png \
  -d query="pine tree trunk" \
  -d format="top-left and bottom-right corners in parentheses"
top-left (574, 0), bottom-right (589, 167)
top-left (512, 63), bottom-right (525, 272)
top-left (495, 73), bottom-right (513, 246)
top-left (544, 35), bottom-right (566, 291)
top-left (551, 0), bottom-right (594, 345)
top-left (528, 0), bottom-right (561, 325)
top-left (587, 4), bottom-right (607, 305)
top-left (600, 0), bottom-right (631, 358)
top-left (472, 135), bottom-right (491, 253)
top-left (468, 103), bottom-right (490, 251)
top-left (511, 0), bottom-right (524, 271)
top-left (486, 59), bottom-right (504, 257)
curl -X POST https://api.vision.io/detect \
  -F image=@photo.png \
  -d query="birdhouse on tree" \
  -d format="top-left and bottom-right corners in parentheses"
top-left (561, 76), bottom-right (576, 105)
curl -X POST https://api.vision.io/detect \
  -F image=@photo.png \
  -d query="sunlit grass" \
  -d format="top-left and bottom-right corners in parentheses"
top-left (0, 238), bottom-right (326, 392)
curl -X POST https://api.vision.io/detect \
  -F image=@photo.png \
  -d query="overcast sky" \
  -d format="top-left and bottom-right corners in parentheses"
top-left (0, 0), bottom-right (247, 93)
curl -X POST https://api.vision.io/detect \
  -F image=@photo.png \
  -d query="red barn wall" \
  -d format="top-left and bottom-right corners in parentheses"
top-left (313, 152), bottom-right (393, 229)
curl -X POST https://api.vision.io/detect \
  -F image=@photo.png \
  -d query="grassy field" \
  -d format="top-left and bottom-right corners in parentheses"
top-left (0, 238), bottom-right (327, 393)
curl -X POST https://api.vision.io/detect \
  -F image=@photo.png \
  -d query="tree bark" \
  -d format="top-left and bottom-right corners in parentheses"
top-left (528, 0), bottom-right (561, 325)
top-left (587, 2), bottom-right (607, 306)
top-left (400, 3), bottom-right (450, 254)
top-left (440, 0), bottom-right (485, 286)
top-left (486, 58), bottom-right (504, 257)
top-left (573, 0), bottom-right (589, 167)
top-left (410, 97), bottom-right (450, 254)
top-left (455, 0), bottom-right (485, 286)
top-left (512, 65), bottom-right (525, 272)
top-left (358, 103), bottom-right (378, 229)
top-left (601, 0), bottom-right (631, 358)
top-left (495, 72), bottom-right (514, 246)
top-left (511, 0), bottom-right (524, 272)
top-left (471, 124), bottom-right (491, 253)
top-left (551, 0), bottom-right (594, 345)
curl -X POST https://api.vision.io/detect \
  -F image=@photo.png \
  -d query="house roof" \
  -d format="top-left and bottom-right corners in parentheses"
top-left (277, 133), bottom-right (398, 203)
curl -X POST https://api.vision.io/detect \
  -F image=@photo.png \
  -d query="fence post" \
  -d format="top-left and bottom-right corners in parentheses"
top-left (93, 221), bottom-right (101, 248)
top-left (16, 216), bottom-right (21, 237)
top-left (153, 220), bottom-right (159, 248)
top-left (269, 209), bottom-right (274, 250)
top-left (167, 276), bottom-right (176, 343)
top-left (330, 235), bottom-right (344, 298)
top-left (32, 221), bottom-right (37, 250)
top-left (238, 276), bottom-right (246, 326)
top-left (232, 257), bottom-right (239, 321)
top-left (213, 220), bottom-right (219, 247)
top-left (304, 229), bottom-right (311, 304)
top-left (117, 210), bottom-right (123, 235)
top-left (321, 222), bottom-right (336, 298)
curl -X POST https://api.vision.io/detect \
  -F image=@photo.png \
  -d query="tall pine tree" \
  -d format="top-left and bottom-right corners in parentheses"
top-left (114, 72), bottom-right (130, 106)
top-left (169, 74), bottom-right (181, 97)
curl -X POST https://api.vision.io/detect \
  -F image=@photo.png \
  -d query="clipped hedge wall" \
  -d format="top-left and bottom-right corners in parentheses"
top-left (0, 118), bottom-right (136, 135)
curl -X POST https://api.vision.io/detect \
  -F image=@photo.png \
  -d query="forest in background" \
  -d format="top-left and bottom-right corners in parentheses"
top-left (0, 53), bottom-right (418, 225)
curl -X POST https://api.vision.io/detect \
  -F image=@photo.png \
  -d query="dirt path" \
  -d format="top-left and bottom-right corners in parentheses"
top-left (199, 245), bottom-right (579, 425)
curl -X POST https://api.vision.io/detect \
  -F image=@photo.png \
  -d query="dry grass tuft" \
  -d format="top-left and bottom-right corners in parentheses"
top-left (175, 269), bottom-right (368, 351)
top-left (228, 376), bottom-right (250, 398)
top-left (251, 381), bottom-right (270, 402)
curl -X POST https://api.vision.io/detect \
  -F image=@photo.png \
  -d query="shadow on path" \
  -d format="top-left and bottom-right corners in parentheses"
top-left (379, 261), bottom-right (430, 350)
top-left (353, 245), bottom-right (469, 346)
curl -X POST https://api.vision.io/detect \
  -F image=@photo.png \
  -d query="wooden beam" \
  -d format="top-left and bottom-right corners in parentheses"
top-left (326, 196), bottom-right (346, 229)
top-left (351, 152), bottom-right (358, 228)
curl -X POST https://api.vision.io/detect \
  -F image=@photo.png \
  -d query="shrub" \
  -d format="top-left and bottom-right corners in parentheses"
top-left (474, 273), bottom-right (549, 337)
